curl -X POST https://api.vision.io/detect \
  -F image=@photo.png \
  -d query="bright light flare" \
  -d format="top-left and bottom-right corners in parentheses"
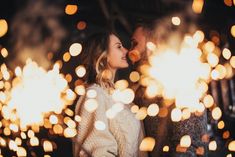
top-left (2, 59), bottom-right (71, 128)
top-left (0, 19), bottom-right (8, 37)
top-left (139, 137), bottom-right (155, 151)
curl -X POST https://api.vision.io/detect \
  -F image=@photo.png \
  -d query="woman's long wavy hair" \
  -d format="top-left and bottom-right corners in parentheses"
top-left (79, 31), bottom-right (116, 90)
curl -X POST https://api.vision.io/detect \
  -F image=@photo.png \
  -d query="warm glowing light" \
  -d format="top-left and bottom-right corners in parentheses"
top-left (231, 25), bottom-right (235, 38)
top-left (106, 103), bottom-right (124, 119)
top-left (196, 147), bottom-right (205, 156)
top-left (222, 48), bottom-right (232, 60)
top-left (74, 115), bottom-right (82, 122)
top-left (65, 74), bottom-right (72, 83)
top-left (207, 53), bottom-right (219, 67)
top-left (14, 66), bottom-right (22, 77)
top-left (65, 4), bottom-right (78, 15)
top-left (43, 141), bottom-right (53, 152)
top-left (94, 121), bottom-right (106, 130)
top-left (193, 30), bottom-right (204, 43)
top-left (212, 107), bottom-right (222, 120)
top-left (75, 65), bottom-right (86, 78)
top-left (9, 140), bottom-right (17, 151)
top-left (171, 108), bottom-right (182, 122)
top-left (21, 132), bottom-right (27, 139)
top-left (145, 82), bottom-right (161, 98)
top-left (182, 108), bottom-right (191, 120)
top-left (131, 105), bottom-right (139, 113)
top-left (1, 48), bottom-right (8, 58)
top-left (224, 0), bottom-right (233, 6)
top-left (27, 130), bottom-right (35, 138)
top-left (180, 135), bottom-right (191, 147)
top-left (86, 89), bottom-right (97, 98)
top-left (75, 85), bottom-right (86, 96)
top-left (120, 88), bottom-right (135, 104)
top-left (53, 124), bottom-right (63, 134)
top-left (203, 94), bottom-right (214, 108)
top-left (147, 103), bottom-right (159, 116)
top-left (209, 140), bottom-right (217, 151)
top-left (224, 63), bottom-right (233, 79)
top-left (228, 141), bottom-right (235, 151)
top-left (84, 99), bottom-right (98, 112)
top-left (227, 154), bottom-right (232, 157)
top-left (171, 16), bottom-right (181, 26)
top-left (216, 64), bottom-right (227, 79)
top-left (115, 79), bottom-right (129, 90)
top-left (77, 21), bottom-right (87, 30)
top-left (158, 107), bottom-right (169, 118)
top-left (217, 120), bottom-right (225, 129)
top-left (146, 42), bottom-right (157, 51)
top-left (30, 136), bottom-right (39, 146)
top-left (139, 137), bottom-right (155, 151)
top-left (0, 19), bottom-right (8, 37)
top-left (223, 130), bottom-right (230, 139)
top-left (163, 145), bottom-right (169, 152)
top-left (211, 69), bottom-right (220, 80)
top-left (135, 107), bottom-right (147, 120)
top-left (192, 0), bottom-right (204, 14)
top-left (16, 147), bottom-right (27, 156)
top-left (230, 56), bottom-right (235, 68)
top-left (63, 52), bottom-right (71, 62)
top-left (64, 128), bottom-right (77, 138)
top-left (49, 115), bottom-right (58, 124)
top-left (69, 43), bottom-right (82, 56)
top-left (4, 59), bottom-right (70, 128)
top-left (129, 71), bottom-right (140, 82)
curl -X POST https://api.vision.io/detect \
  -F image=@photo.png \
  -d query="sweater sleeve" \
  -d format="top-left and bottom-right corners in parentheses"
top-left (74, 87), bottom-right (118, 157)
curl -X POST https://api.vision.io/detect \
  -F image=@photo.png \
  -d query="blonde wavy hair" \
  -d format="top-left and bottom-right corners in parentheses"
top-left (79, 31), bottom-right (116, 90)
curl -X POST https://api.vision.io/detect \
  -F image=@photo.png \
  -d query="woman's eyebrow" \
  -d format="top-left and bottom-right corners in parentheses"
top-left (114, 42), bottom-right (122, 46)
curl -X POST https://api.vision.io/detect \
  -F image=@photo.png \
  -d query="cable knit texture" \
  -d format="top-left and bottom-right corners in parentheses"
top-left (73, 84), bottom-right (147, 157)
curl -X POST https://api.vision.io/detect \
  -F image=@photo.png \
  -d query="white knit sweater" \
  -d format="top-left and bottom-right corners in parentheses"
top-left (73, 84), bottom-right (147, 157)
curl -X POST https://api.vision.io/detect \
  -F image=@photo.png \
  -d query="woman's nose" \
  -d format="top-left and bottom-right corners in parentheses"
top-left (123, 47), bottom-right (128, 54)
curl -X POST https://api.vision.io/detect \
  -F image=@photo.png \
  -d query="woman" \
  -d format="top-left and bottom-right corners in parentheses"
top-left (73, 31), bottom-right (147, 157)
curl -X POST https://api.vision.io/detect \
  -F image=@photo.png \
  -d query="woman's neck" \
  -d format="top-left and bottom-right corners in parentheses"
top-left (109, 68), bottom-right (116, 83)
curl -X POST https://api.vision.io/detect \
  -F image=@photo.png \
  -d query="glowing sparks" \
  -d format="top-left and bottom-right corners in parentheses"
top-left (0, 19), bottom-right (8, 37)
top-left (0, 59), bottom-right (73, 131)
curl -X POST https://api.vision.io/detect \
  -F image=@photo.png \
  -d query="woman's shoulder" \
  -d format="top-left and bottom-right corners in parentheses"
top-left (87, 83), bottom-right (108, 95)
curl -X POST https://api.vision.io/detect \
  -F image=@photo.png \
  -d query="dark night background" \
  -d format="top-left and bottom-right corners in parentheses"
top-left (1, 0), bottom-right (235, 156)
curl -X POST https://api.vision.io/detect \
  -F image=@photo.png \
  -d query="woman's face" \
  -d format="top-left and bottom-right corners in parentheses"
top-left (107, 34), bottom-right (128, 70)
